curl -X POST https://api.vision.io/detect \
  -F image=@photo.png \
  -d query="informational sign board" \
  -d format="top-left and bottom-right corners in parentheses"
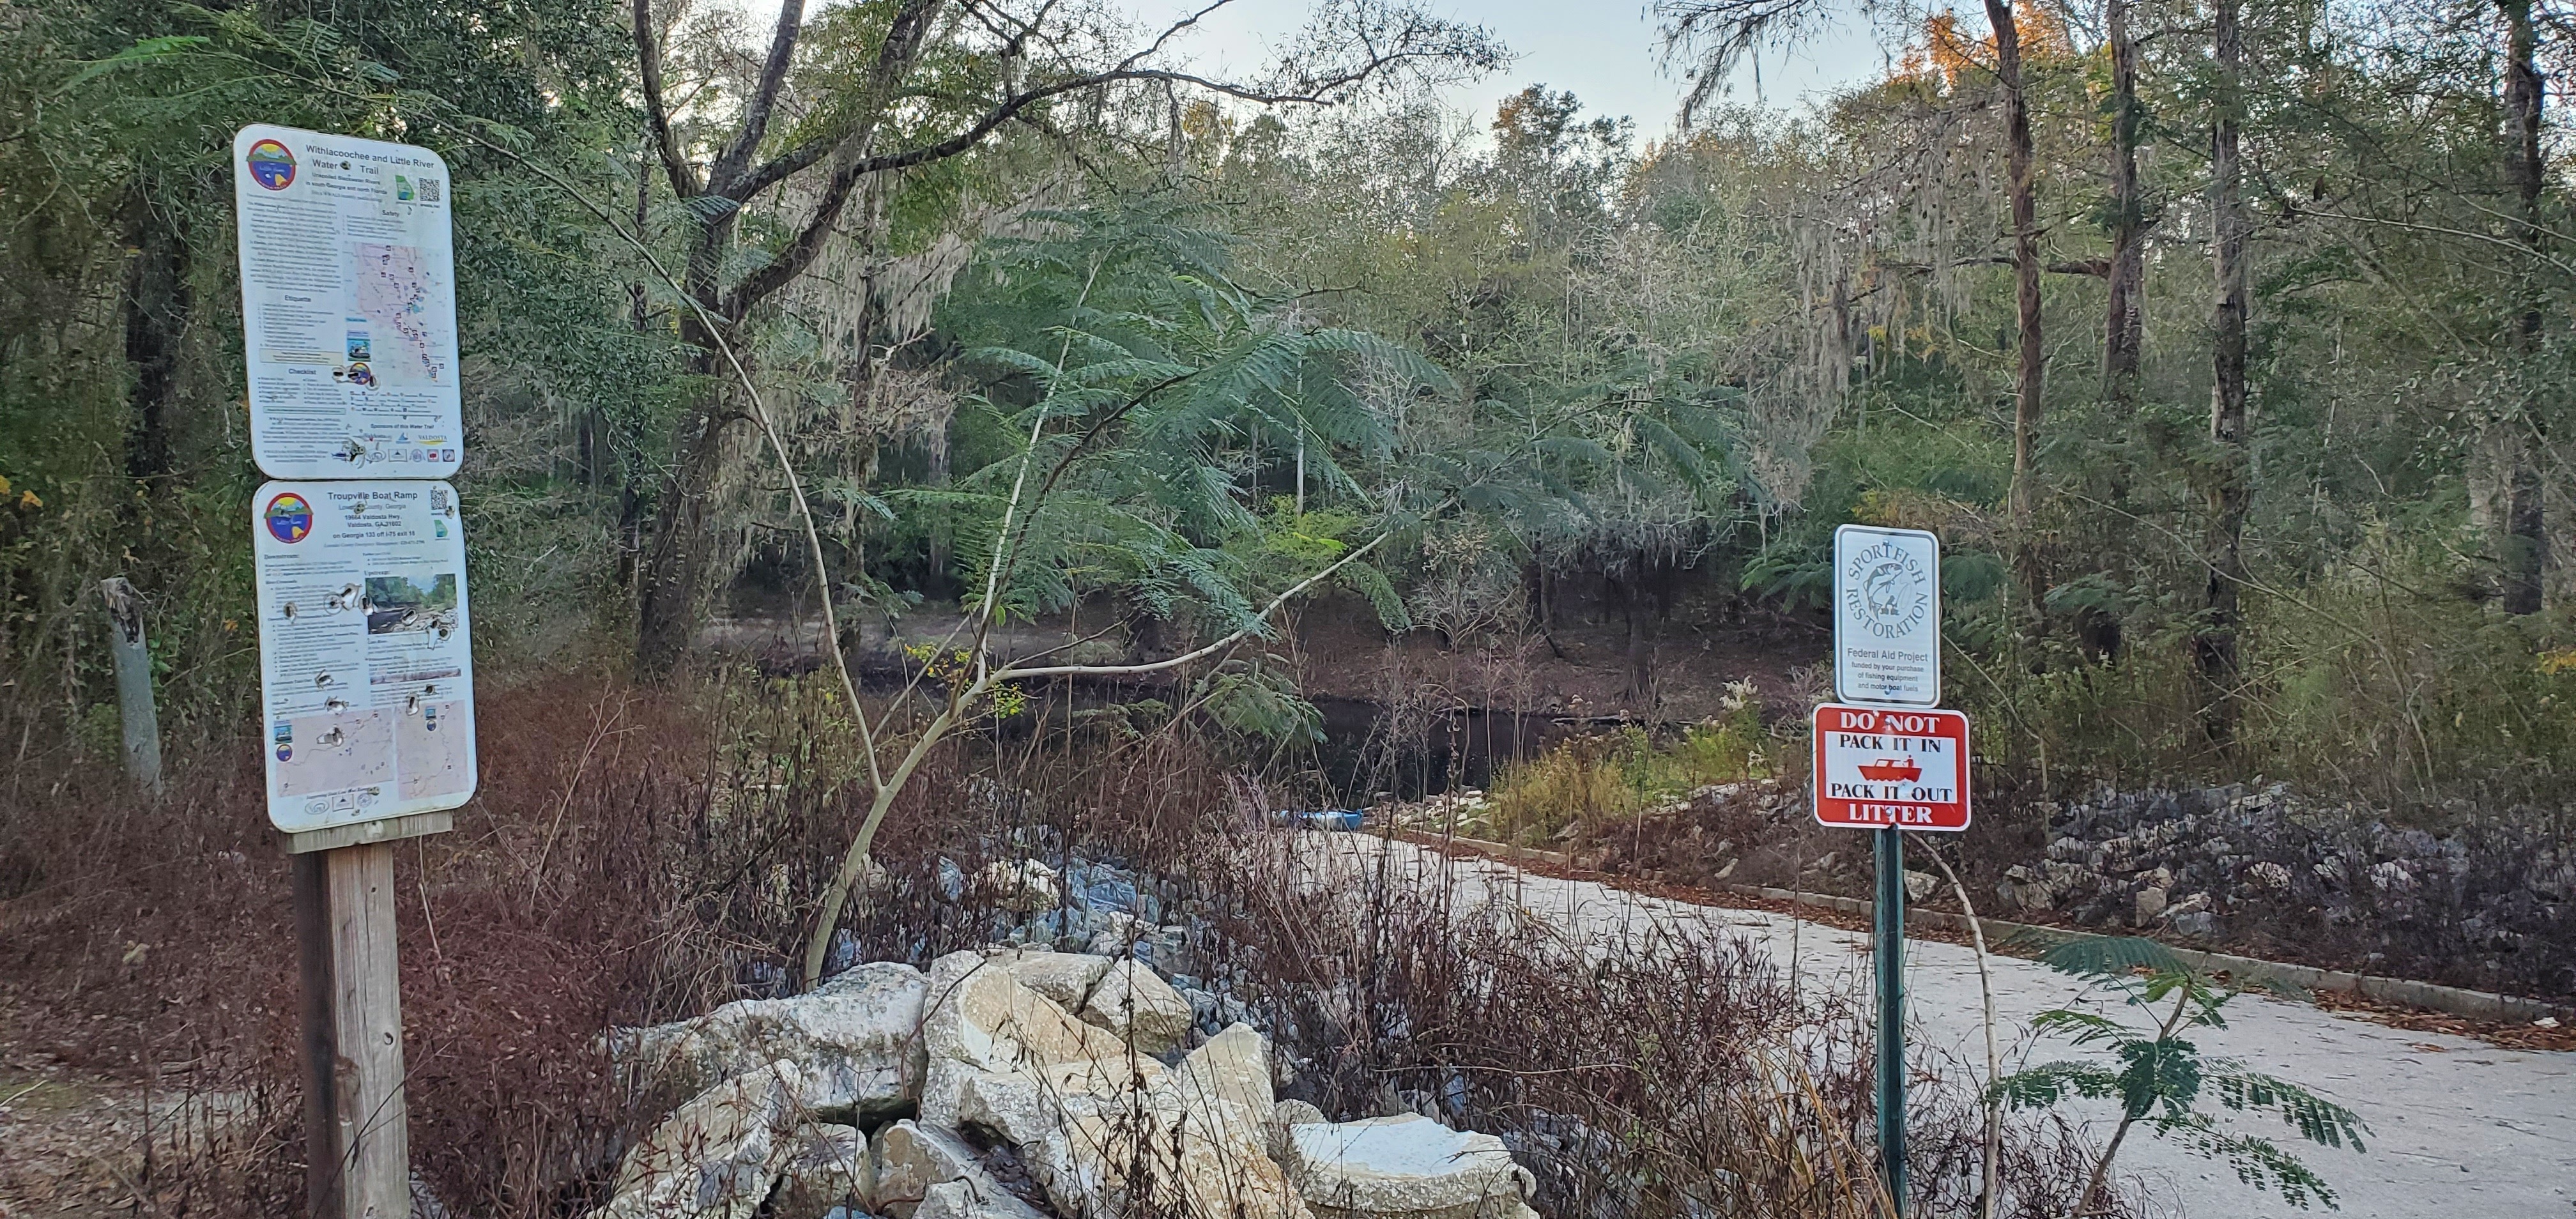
top-left (1813, 702), bottom-right (1970, 831)
top-left (1833, 524), bottom-right (1940, 707)
top-left (234, 124), bottom-right (462, 481)
top-left (252, 481), bottom-right (477, 834)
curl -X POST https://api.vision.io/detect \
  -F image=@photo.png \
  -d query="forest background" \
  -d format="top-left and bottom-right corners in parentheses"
top-left (7, 0), bottom-right (2576, 1212)
top-left (6, 0), bottom-right (2576, 839)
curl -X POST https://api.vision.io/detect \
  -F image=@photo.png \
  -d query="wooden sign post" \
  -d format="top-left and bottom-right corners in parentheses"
top-left (99, 577), bottom-right (165, 795)
top-left (294, 845), bottom-right (413, 1219)
top-left (236, 123), bottom-right (475, 1219)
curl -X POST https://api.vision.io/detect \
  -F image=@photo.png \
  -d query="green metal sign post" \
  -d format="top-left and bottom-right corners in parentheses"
top-left (1825, 523), bottom-right (1961, 1214)
top-left (1874, 824), bottom-right (1907, 1208)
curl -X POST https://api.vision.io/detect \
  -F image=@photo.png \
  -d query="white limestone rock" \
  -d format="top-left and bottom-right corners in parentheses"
top-left (1271, 1100), bottom-right (1327, 1162)
top-left (869, 1117), bottom-right (1048, 1219)
top-left (770, 1123), bottom-right (873, 1219)
top-left (917, 1056), bottom-right (977, 1131)
top-left (591, 1061), bottom-right (820, 1219)
top-left (973, 861), bottom-right (1061, 912)
top-left (1285, 1112), bottom-right (1535, 1219)
top-left (1153, 1023), bottom-right (1307, 1219)
top-left (923, 950), bottom-right (1130, 1075)
top-left (999, 949), bottom-right (1116, 1011)
top-left (1032, 1023), bottom-right (1309, 1219)
top-left (620, 962), bottom-right (927, 1121)
top-left (1078, 958), bottom-right (1194, 1056)
top-left (871, 1121), bottom-right (980, 1219)
top-left (914, 1176), bottom-right (1048, 1219)
top-left (918, 950), bottom-right (1137, 1133)
top-left (956, 1055), bottom-right (1163, 1151)
top-left (1082, 911), bottom-right (1144, 956)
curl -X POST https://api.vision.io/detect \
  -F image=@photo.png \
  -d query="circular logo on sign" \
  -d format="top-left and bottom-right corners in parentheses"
top-left (1842, 541), bottom-right (1931, 640)
top-left (264, 492), bottom-right (314, 543)
top-left (245, 139), bottom-right (296, 190)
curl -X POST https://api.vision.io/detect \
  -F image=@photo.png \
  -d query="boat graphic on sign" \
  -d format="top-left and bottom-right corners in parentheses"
top-left (1855, 758), bottom-right (1922, 783)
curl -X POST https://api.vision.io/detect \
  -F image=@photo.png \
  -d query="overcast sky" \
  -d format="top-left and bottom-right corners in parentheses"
top-left (1128, 0), bottom-right (1896, 142)
top-left (712, 1), bottom-right (1899, 143)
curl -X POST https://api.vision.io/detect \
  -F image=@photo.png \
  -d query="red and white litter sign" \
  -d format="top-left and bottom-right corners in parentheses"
top-left (1813, 703), bottom-right (1971, 831)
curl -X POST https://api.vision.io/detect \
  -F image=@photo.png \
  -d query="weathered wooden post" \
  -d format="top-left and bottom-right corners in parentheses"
top-left (325, 842), bottom-right (411, 1219)
top-left (98, 576), bottom-right (163, 794)
top-left (289, 816), bottom-right (450, 1219)
top-left (291, 854), bottom-right (343, 1218)
top-left (236, 123), bottom-right (478, 1219)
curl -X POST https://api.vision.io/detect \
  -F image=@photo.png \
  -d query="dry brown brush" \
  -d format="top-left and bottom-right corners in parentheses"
top-left (1167, 831), bottom-right (2120, 1219)
top-left (5, 677), bottom-right (2124, 1218)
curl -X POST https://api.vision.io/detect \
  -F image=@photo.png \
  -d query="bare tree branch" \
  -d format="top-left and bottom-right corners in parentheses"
top-left (632, 0), bottom-right (702, 197)
top-left (735, 130), bottom-right (841, 197)
top-left (726, 49), bottom-right (1464, 313)
top-left (1657, 0), bottom-right (1855, 126)
top-left (1116, 0), bottom-right (1239, 72)
top-left (707, 0), bottom-right (809, 193)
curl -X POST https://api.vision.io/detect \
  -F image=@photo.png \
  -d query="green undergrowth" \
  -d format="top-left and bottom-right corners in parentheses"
top-left (1486, 686), bottom-right (1772, 844)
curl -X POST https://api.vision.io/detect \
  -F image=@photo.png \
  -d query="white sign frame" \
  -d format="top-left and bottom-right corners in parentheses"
top-left (234, 124), bottom-right (463, 481)
top-left (253, 480), bottom-right (477, 834)
top-left (1832, 523), bottom-right (1942, 707)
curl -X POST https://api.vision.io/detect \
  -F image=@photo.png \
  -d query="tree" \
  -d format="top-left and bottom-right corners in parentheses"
top-left (2100, 0), bottom-right (2147, 402)
top-left (2495, 0), bottom-right (2549, 615)
top-left (626, 0), bottom-right (1502, 675)
top-left (1984, 0), bottom-right (2046, 606)
top-left (2199, 0), bottom-right (2251, 742)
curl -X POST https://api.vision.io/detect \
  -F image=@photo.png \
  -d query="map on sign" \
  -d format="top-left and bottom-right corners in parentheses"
top-left (252, 480), bottom-right (477, 834)
top-left (233, 125), bottom-right (461, 480)
top-left (351, 243), bottom-right (452, 385)
top-left (1833, 524), bottom-right (1940, 707)
top-left (1813, 703), bottom-right (1971, 831)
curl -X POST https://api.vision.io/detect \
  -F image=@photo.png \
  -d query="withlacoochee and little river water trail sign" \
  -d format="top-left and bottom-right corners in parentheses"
top-left (234, 123), bottom-right (462, 482)
top-left (236, 124), bottom-right (477, 841)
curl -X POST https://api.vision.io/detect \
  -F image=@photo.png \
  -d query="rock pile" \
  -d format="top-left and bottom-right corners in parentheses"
top-left (2000, 784), bottom-right (2576, 995)
top-left (1564, 774), bottom-right (2572, 997)
top-left (1379, 790), bottom-right (1496, 840)
top-left (598, 939), bottom-right (1541, 1219)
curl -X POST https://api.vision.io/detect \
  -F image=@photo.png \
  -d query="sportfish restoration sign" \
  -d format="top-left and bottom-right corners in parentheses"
top-left (1833, 524), bottom-right (1940, 707)
top-left (1812, 703), bottom-right (1970, 831)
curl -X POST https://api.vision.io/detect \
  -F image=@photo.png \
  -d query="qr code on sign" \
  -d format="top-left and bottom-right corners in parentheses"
top-left (417, 178), bottom-right (443, 203)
